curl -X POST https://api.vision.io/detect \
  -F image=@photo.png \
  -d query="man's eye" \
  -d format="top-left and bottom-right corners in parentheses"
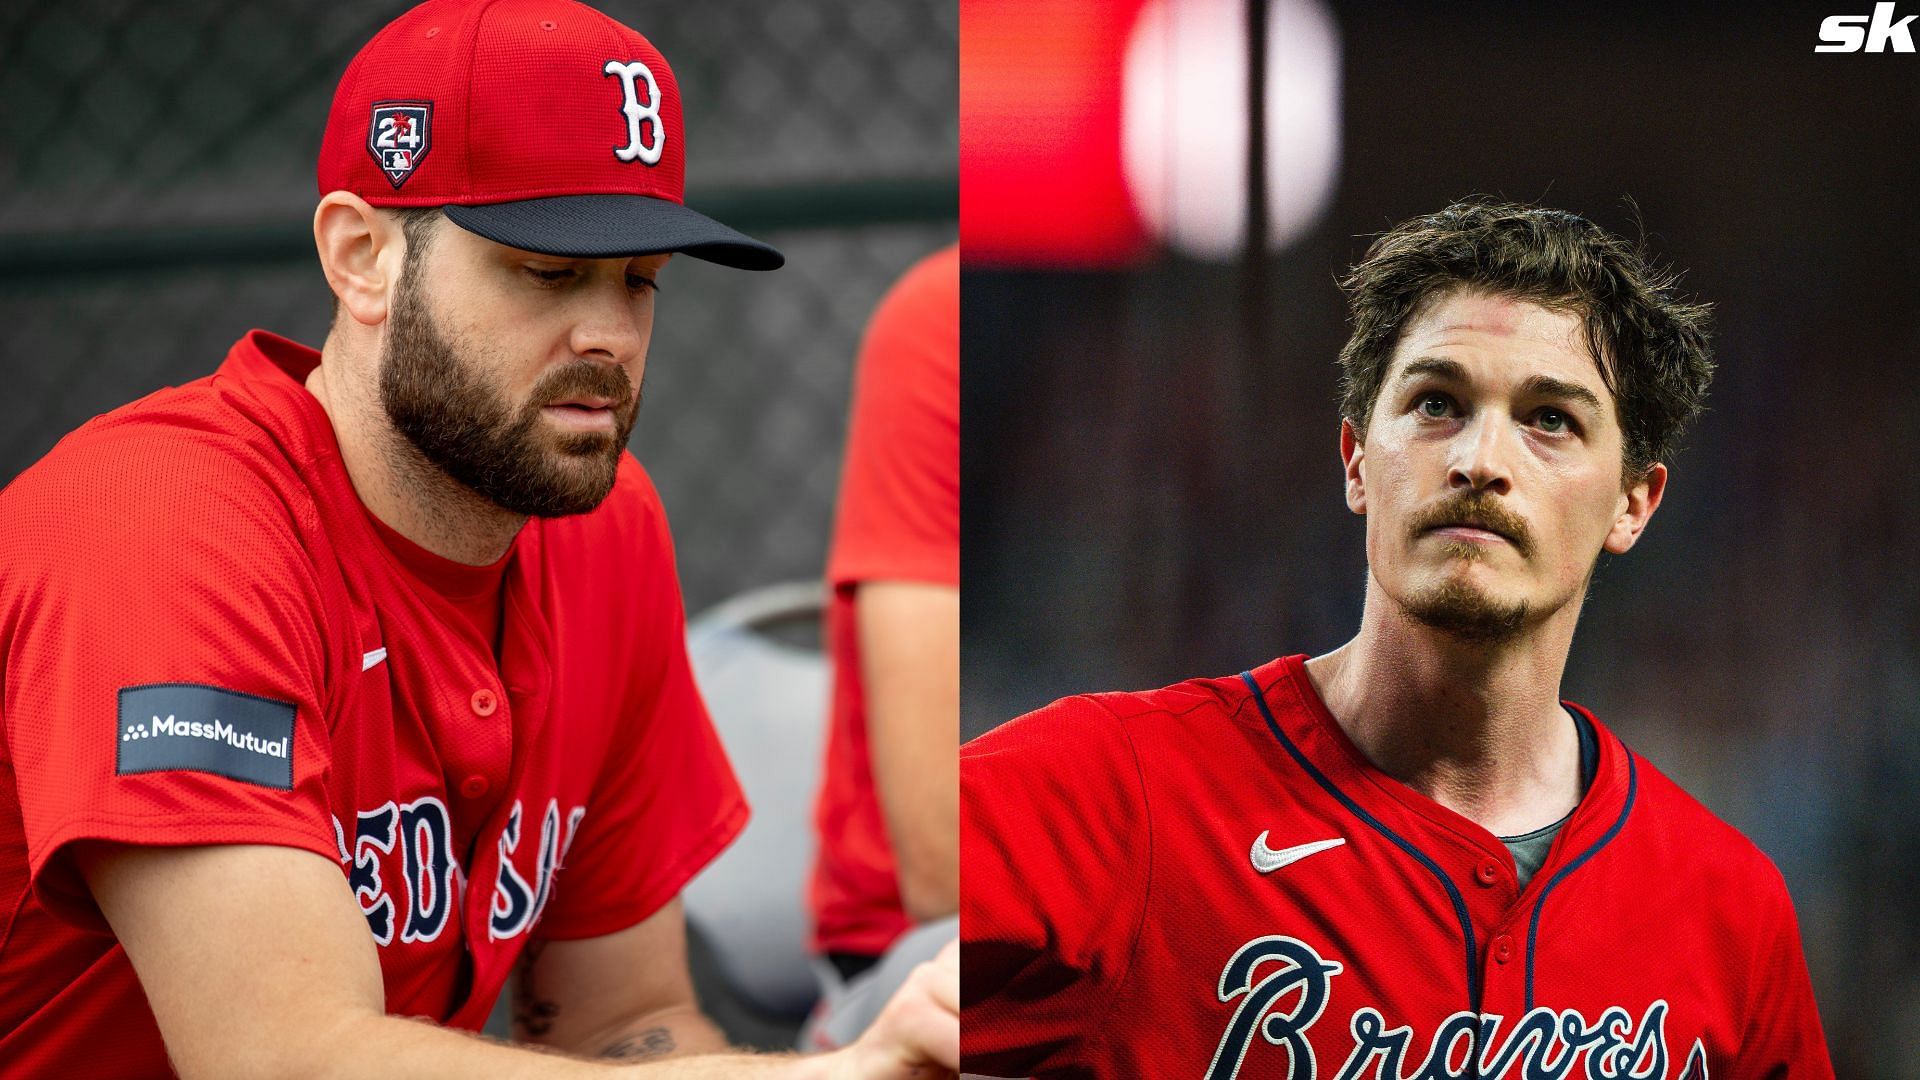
top-left (1536, 408), bottom-right (1569, 433)
top-left (526, 267), bottom-right (574, 284)
top-left (1417, 394), bottom-right (1452, 419)
top-left (627, 275), bottom-right (659, 294)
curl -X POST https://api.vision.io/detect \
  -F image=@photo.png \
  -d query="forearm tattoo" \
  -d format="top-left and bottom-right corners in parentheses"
top-left (600, 1027), bottom-right (677, 1060)
top-left (512, 941), bottom-right (560, 1039)
top-left (512, 943), bottom-right (682, 1059)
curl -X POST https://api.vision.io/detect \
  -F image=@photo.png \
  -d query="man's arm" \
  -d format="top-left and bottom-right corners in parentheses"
top-left (856, 580), bottom-right (960, 922)
top-left (80, 843), bottom-right (955, 1079)
top-left (959, 697), bottom-right (1151, 1075)
top-left (511, 898), bottom-right (726, 1060)
top-left (1731, 872), bottom-right (1835, 1078)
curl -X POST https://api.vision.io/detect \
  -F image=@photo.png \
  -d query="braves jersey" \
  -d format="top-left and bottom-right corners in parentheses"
top-left (0, 330), bottom-right (746, 1076)
top-left (960, 654), bottom-right (1833, 1079)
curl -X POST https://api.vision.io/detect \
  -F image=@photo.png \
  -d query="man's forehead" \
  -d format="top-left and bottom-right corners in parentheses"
top-left (1388, 290), bottom-right (1606, 392)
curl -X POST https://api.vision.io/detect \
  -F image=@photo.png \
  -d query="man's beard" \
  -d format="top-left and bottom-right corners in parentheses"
top-left (1402, 576), bottom-right (1529, 644)
top-left (378, 269), bottom-right (639, 518)
top-left (1397, 490), bottom-right (1535, 643)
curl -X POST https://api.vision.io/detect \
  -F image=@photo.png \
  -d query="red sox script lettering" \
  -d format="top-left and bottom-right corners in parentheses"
top-left (332, 796), bottom-right (585, 947)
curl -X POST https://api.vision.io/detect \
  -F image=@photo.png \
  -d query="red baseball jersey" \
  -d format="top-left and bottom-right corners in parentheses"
top-left (810, 245), bottom-right (960, 957)
top-left (0, 330), bottom-right (746, 1076)
top-left (961, 654), bottom-right (1834, 1079)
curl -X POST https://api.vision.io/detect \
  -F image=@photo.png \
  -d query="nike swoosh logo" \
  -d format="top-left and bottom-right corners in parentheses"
top-left (1250, 833), bottom-right (1346, 874)
top-left (362, 647), bottom-right (388, 672)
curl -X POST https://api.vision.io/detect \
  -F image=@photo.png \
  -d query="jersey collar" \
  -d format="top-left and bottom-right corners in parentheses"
top-left (1252, 654), bottom-right (1634, 893)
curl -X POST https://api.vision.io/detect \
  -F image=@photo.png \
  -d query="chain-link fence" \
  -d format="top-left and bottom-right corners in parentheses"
top-left (0, 0), bottom-right (957, 616)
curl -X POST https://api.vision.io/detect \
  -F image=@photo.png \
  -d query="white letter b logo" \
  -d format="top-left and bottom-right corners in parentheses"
top-left (605, 59), bottom-right (666, 164)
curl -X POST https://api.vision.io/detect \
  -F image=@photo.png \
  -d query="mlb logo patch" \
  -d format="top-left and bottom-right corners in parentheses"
top-left (368, 101), bottom-right (432, 188)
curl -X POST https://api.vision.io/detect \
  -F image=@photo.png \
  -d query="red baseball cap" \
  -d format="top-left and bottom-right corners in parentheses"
top-left (318, 0), bottom-right (782, 271)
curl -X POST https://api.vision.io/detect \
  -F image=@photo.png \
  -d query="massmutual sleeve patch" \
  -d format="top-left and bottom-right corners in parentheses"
top-left (116, 683), bottom-right (297, 790)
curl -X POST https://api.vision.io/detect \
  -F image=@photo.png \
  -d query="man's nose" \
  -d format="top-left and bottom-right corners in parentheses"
top-left (1447, 413), bottom-right (1515, 495)
top-left (568, 279), bottom-right (648, 364)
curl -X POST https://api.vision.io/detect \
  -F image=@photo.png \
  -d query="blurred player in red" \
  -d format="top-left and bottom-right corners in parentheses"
top-left (961, 200), bottom-right (1834, 1078)
top-left (804, 245), bottom-right (960, 1050)
top-left (0, 2), bottom-right (956, 1077)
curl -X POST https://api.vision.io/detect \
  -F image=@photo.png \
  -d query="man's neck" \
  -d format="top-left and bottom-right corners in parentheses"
top-left (305, 339), bottom-right (525, 566)
top-left (1303, 582), bottom-right (1584, 838)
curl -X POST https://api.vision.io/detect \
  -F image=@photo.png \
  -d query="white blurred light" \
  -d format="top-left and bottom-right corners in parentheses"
top-left (1122, 0), bottom-right (1342, 260)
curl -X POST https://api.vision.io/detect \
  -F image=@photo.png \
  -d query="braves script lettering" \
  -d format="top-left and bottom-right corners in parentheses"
top-left (1209, 936), bottom-right (1708, 1079)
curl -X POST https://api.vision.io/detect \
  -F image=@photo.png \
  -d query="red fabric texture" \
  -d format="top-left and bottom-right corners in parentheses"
top-left (960, 655), bottom-right (1835, 1079)
top-left (366, 510), bottom-right (511, 658)
top-left (809, 246), bottom-right (960, 956)
top-left (317, 0), bottom-right (687, 206)
top-left (0, 330), bottom-right (746, 1072)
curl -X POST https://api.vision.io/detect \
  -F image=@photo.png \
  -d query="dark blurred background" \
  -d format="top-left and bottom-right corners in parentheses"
top-left (962, 1), bottom-right (1919, 1073)
top-left (0, 0), bottom-right (955, 1048)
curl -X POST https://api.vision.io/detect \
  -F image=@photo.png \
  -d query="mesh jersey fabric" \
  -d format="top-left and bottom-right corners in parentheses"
top-left (0, 329), bottom-right (747, 1074)
top-left (809, 245), bottom-right (960, 957)
top-left (959, 654), bottom-right (1834, 1079)
top-left (365, 505), bottom-right (512, 658)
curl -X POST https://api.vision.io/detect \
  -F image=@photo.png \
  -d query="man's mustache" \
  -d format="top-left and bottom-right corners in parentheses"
top-left (1407, 493), bottom-right (1534, 557)
top-left (532, 364), bottom-right (637, 414)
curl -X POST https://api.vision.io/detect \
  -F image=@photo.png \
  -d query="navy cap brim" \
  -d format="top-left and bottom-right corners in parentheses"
top-left (443, 194), bottom-right (783, 270)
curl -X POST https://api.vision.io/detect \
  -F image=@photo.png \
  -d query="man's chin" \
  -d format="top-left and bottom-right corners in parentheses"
top-left (482, 450), bottom-right (623, 518)
top-left (498, 484), bottom-right (617, 518)
top-left (1401, 578), bottom-right (1530, 644)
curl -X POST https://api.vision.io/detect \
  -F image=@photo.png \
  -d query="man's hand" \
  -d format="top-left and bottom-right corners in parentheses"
top-left (828, 939), bottom-right (960, 1079)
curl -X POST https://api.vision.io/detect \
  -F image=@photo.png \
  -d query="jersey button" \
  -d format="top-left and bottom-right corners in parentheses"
top-left (1493, 934), bottom-right (1515, 964)
top-left (470, 688), bottom-right (498, 717)
top-left (1476, 859), bottom-right (1501, 886)
top-left (460, 774), bottom-right (490, 799)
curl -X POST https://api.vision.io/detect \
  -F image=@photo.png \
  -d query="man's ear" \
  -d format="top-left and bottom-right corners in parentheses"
top-left (314, 192), bottom-right (404, 327)
top-left (1604, 461), bottom-right (1668, 555)
top-left (1341, 418), bottom-right (1367, 515)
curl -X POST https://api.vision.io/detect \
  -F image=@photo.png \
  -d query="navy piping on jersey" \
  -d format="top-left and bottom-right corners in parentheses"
top-left (1524, 738), bottom-right (1636, 1011)
top-left (1240, 671), bottom-right (1482, 1012)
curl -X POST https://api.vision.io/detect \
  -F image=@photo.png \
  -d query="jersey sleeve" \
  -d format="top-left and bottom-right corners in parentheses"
top-left (826, 245), bottom-right (959, 590)
top-left (532, 465), bottom-right (747, 940)
top-left (0, 432), bottom-right (338, 931)
top-left (1730, 864), bottom-right (1835, 1079)
top-left (960, 694), bottom-right (1152, 1076)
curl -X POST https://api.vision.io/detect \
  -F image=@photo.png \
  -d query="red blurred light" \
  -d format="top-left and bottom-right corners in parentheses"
top-left (960, 0), bottom-right (1151, 268)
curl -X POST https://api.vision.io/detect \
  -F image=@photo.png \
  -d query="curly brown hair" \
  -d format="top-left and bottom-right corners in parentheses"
top-left (1337, 198), bottom-right (1715, 483)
